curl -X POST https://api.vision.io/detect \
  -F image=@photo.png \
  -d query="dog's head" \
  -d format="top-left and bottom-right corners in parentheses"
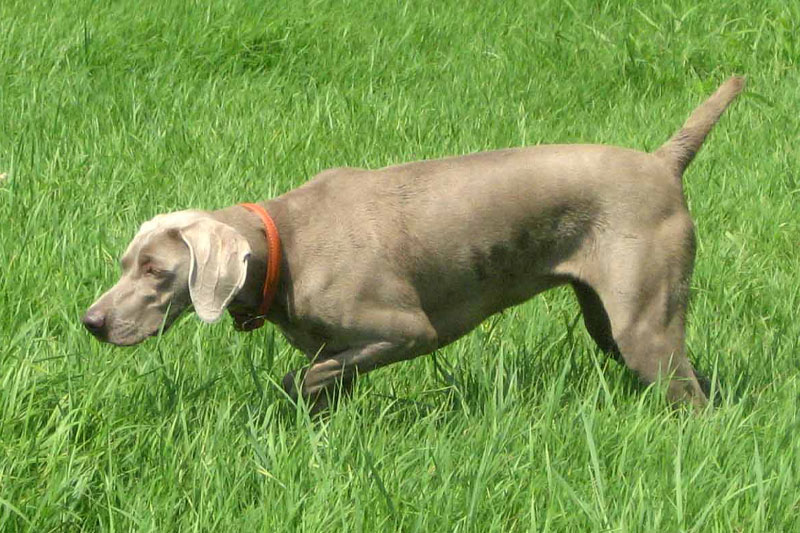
top-left (82, 211), bottom-right (251, 346)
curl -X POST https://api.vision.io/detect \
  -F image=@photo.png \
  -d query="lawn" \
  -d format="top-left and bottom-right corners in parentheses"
top-left (1, 0), bottom-right (798, 530)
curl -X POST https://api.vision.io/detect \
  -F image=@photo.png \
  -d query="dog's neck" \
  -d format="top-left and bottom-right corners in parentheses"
top-left (211, 202), bottom-right (291, 327)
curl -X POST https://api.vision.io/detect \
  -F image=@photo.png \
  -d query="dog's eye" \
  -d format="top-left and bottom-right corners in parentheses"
top-left (142, 263), bottom-right (162, 277)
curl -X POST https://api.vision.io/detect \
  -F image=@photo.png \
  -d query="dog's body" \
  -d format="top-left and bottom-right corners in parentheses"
top-left (83, 77), bottom-right (744, 409)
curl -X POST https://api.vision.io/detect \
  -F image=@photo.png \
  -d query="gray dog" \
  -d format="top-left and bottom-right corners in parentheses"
top-left (83, 77), bottom-right (744, 410)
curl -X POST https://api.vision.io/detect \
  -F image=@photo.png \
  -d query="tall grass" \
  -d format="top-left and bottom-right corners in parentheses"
top-left (1, 0), bottom-right (798, 530)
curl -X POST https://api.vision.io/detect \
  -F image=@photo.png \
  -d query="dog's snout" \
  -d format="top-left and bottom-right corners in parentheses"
top-left (81, 309), bottom-right (106, 336)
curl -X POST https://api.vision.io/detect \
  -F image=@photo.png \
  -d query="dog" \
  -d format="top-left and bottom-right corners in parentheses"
top-left (83, 77), bottom-right (744, 410)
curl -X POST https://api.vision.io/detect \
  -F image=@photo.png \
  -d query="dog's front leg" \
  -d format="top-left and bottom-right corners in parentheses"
top-left (282, 340), bottom-right (423, 412)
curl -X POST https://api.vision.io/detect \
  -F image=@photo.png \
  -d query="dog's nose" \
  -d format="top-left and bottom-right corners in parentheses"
top-left (81, 309), bottom-right (106, 336)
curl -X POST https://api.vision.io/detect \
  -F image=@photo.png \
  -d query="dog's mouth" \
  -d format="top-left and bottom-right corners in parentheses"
top-left (99, 324), bottom-right (172, 347)
top-left (87, 308), bottom-right (190, 346)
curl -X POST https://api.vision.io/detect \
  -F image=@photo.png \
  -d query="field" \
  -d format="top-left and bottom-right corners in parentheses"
top-left (1, 0), bottom-right (798, 530)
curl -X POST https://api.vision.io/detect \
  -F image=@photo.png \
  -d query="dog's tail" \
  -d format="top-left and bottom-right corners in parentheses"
top-left (654, 76), bottom-right (745, 177)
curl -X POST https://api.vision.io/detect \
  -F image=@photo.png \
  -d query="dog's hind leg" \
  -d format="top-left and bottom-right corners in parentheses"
top-left (572, 215), bottom-right (707, 407)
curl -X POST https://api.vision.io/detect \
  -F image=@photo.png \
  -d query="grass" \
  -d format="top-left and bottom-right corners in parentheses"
top-left (1, 0), bottom-right (798, 530)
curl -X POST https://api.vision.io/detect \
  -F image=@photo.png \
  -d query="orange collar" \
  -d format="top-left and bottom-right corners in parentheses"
top-left (235, 203), bottom-right (282, 331)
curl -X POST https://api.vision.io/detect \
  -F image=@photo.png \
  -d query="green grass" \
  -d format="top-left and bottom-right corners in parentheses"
top-left (1, 0), bottom-right (799, 530)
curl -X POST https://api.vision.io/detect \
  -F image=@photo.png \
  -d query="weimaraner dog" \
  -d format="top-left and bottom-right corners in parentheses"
top-left (83, 77), bottom-right (744, 410)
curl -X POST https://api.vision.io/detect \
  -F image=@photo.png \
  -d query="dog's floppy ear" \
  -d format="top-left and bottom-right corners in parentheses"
top-left (179, 219), bottom-right (251, 323)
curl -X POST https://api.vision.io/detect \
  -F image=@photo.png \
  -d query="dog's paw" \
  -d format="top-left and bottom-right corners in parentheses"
top-left (281, 370), bottom-right (302, 401)
top-left (281, 368), bottom-right (356, 415)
